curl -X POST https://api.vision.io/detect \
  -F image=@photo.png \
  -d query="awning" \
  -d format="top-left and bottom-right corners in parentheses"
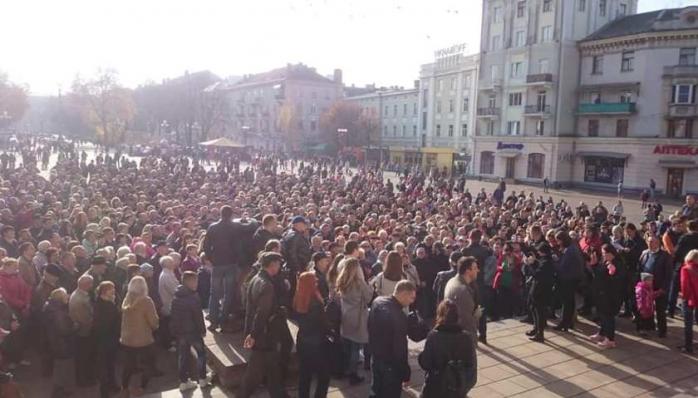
top-left (658, 159), bottom-right (698, 169)
top-left (496, 151), bottom-right (521, 158)
top-left (576, 151), bottom-right (630, 160)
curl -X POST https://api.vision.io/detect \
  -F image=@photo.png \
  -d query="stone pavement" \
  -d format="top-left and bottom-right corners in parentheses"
top-left (144, 315), bottom-right (698, 398)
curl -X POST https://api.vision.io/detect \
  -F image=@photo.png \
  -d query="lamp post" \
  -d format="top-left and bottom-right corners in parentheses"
top-left (242, 125), bottom-right (250, 146)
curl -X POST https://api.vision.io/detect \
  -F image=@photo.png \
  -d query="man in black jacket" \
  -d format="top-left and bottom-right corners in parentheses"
top-left (240, 252), bottom-right (286, 398)
top-left (171, 272), bottom-right (211, 390)
top-left (368, 280), bottom-right (417, 398)
top-left (432, 251), bottom-right (462, 305)
top-left (282, 216), bottom-right (311, 294)
top-left (639, 236), bottom-right (673, 337)
top-left (462, 230), bottom-right (491, 344)
top-left (669, 219), bottom-right (698, 316)
top-left (252, 214), bottom-right (281, 260)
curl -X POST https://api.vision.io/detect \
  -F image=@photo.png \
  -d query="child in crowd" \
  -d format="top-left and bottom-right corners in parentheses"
top-left (635, 273), bottom-right (655, 337)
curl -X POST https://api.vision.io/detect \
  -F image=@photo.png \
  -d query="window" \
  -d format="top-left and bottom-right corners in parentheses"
top-left (517, 1), bottom-right (525, 17)
top-left (672, 84), bottom-right (696, 104)
top-left (383, 126), bottom-right (388, 136)
top-left (616, 119), bottom-right (628, 137)
top-left (679, 48), bottom-right (697, 65)
top-left (310, 120), bottom-right (317, 131)
top-left (436, 101), bottom-right (442, 113)
top-left (449, 99), bottom-right (454, 113)
top-left (599, 0), bottom-right (606, 16)
top-left (510, 62), bottom-right (523, 77)
top-left (619, 3), bottom-right (627, 16)
top-left (493, 6), bottom-right (502, 23)
top-left (537, 91), bottom-right (547, 110)
top-left (422, 112), bottom-right (427, 130)
top-left (480, 152), bottom-right (495, 174)
top-left (539, 59), bottom-right (549, 73)
top-left (491, 35), bottom-right (501, 51)
top-left (509, 92), bottom-right (523, 106)
top-left (536, 120), bottom-right (545, 136)
top-left (488, 94), bottom-right (496, 108)
top-left (507, 121), bottom-right (521, 135)
top-left (588, 119), bottom-right (599, 136)
top-left (515, 30), bottom-right (525, 47)
top-left (436, 124), bottom-right (441, 137)
top-left (393, 125), bottom-right (397, 136)
top-left (543, 0), bottom-right (552, 13)
top-left (620, 92), bottom-right (632, 103)
top-left (403, 104), bottom-right (408, 115)
top-left (448, 125), bottom-right (454, 137)
top-left (592, 56), bottom-right (603, 74)
top-left (621, 51), bottom-right (634, 72)
top-left (584, 157), bottom-right (625, 184)
top-left (527, 154), bottom-right (545, 179)
top-left (413, 125), bottom-right (417, 137)
top-left (668, 119), bottom-right (694, 138)
top-left (450, 78), bottom-right (456, 90)
top-left (463, 97), bottom-right (469, 112)
top-left (578, 0), bottom-right (586, 12)
top-left (384, 105), bottom-right (389, 116)
top-left (413, 102), bottom-right (418, 115)
top-left (590, 91), bottom-right (601, 104)
top-left (402, 125), bottom-right (406, 136)
top-left (541, 26), bottom-right (552, 42)
top-left (422, 89), bottom-right (428, 108)
top-left (461, 123), bottom-right (468, 137)
top-left (393, 105), bottom-right (398, 116)
top-left (486, 120), bottom-right (495, 135)
top-left (464, 74), bottom-right (472, 87)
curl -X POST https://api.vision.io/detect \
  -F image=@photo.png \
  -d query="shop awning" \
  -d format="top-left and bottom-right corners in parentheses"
top-left (576, 151), bottom-right (630, 160)
top-left (496, 151), bottom-right (521, 158)
top-left (658, 159), bottom-right (698, 168)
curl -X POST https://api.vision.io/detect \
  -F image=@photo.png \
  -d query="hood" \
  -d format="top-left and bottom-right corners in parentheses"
top-left (174, 284), bottom-right (196, 298)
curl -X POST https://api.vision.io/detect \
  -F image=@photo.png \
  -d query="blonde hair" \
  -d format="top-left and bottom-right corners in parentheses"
top-left (336, 257), bottom-right (362, 294)
top-left (122, 276), bottom-right (148, 310)
top-left (686, 249), bottom-right (698, 264)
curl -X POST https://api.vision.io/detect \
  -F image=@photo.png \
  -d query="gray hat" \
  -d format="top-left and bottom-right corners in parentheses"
top-left (139, 263), bottom-right (154, 273)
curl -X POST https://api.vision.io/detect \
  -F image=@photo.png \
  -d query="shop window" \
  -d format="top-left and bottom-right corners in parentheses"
top-left (527, 153), bottom-right (545, 179)
top-left (480, 151), bottom-right (495, 174)
top-left (584, 157), bottom-right (625, 184)
top-left (668, 119), bottom-right (694, 138)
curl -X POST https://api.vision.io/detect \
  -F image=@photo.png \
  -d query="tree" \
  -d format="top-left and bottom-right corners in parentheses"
top-left (69, 70), bottom-right (135, 145)
top-left (319, 101), bottom-right (373, 152)
top-left (279, 101), bottom-right (300, 151)
top-left (0, 73), bottom-right (29, 129)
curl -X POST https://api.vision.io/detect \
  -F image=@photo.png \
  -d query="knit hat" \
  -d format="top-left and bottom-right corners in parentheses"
top-left (640, 272), bottom-right (653, 281)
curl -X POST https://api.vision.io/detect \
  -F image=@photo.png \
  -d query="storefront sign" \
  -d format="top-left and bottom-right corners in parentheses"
top-left (497, 142), bottom-right (524, 151)
top-left (434, 43), bottom-right (467, 60)
top-left (653, 145), bottom-right (698, 155)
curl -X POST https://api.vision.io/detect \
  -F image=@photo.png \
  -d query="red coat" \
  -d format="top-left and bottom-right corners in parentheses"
top-left (680, 261), bottom-right (698, 308)
top-left (0, 271), bottom-right (32, 314)
top-left (493, 254), bottom-right (522, 291)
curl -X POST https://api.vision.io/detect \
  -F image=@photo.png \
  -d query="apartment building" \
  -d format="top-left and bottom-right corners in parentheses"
top-left (473, 0), bottom-right (638, 183)
top-left (575, 6), bottom-right (698, 196)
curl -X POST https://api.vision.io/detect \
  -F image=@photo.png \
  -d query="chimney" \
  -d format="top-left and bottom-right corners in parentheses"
top-left (333, 69), bottom-right (343, 85)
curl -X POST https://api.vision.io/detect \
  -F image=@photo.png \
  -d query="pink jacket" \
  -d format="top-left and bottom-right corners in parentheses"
top-left (635, 282), bottom-right (655, 319)
top-left (0, 271), bottom-right (32, 314)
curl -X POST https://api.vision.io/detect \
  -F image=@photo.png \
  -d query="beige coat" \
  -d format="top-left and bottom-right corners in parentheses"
top-left (120, 295), bottom-right (159, 348)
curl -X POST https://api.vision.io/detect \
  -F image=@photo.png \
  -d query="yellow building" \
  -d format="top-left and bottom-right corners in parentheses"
top-left (388, 146), bottom-right (456, 174)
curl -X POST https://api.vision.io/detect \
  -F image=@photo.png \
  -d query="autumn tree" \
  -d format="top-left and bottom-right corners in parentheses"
top-left (278, 101), bottom-right (301, 151)
top-left (320, 101), bottom-right (375, 152)
top-left (69, 70), bottom-right (135, 145)
top-left (0, 73), bottom-right (29, 129)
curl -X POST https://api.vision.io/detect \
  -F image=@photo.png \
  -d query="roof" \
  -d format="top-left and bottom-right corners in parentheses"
top-left (229, 64), bottom-right (335, 89)
top-left (582, 7), bottom-right (698, 42)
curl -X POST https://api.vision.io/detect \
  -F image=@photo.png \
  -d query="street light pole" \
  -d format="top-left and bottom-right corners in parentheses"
top-left (378, 91), bottom-right (383, 168)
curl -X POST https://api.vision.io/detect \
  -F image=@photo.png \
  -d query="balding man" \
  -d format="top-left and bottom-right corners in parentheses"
top-left (70, 274), bottom-right (95, 386)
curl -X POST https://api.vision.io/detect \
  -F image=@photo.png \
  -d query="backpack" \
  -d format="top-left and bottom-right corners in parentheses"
top-left (442, 359), bottom-right (469, 394)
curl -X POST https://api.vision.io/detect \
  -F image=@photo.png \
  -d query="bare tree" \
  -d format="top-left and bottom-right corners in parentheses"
top-left (0, 72), bottom-right (29, 129)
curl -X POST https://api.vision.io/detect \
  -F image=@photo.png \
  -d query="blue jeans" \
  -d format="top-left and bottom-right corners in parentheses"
top-left (684, 305), bottom-right (696, 352)
top-left (209, 265), bottom-right (237, 325)
top-left (177, 337), bottom-right (207, 382)
top-left (369, 360), bottom-right (402, 398)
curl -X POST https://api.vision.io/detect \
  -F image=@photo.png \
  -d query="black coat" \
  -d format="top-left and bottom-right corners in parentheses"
top-left (252, 227), bottom-right (280, 259)
top-left (244, 270), bottom-right (277, 351)
top-left (282, 229), bottom-right (311, 273)
top-left (418, 324), bottom-right (476, 398)
top-left (639, 249), bottom-right (673, 293)
top-left (675, 232), bottom-right (698, 267)
top-left (433, 269), bottom-right (457, 305)
top-left (203, 219), bottom-right (259, 267)
top-left (170, 285), bottom-right (206, 339)
top-left (296, 299), bottom-right (329, 349)
top-left (368, 296), bottom-right (410, 382)
top-left (93, 298), bottom-right (120, 349)
top-left (592, 259), bottom-right (623, 316)
top-left (529, 256), bottom-right (555, 305)
top-left (43, 299), bottom-right (75, 359)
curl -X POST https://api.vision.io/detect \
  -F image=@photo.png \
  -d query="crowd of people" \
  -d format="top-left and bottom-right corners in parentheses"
top-left (0, 137), bottom-right (696, 398)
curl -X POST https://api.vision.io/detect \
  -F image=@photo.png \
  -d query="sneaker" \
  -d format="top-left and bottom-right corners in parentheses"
top-left (597, 338), bottom-right (616, 349)
top-left (199, 374), bottom-right (213, 388)
top-left (179, 380), bottom-right (198, 391)
top-left (589, 333), bottom-right (603, 342)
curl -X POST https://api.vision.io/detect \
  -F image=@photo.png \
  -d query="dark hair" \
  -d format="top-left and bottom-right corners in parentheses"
top-left (18, 242), bottom-right (34, 256)
top-left (555, 231), bottom-right (571, 248)
top-left (262, 214), bottom-right (276, 226)
top-left (182, 271), bottom-right (198, 284)
top-left (435, 299), bottom-right (461, 329)
top-left (625, 222), bottom-right (637, 232)
top-left (344, 241), bottom-right (359, 255)
top-left (220, 206), bottom-right (233, 220)
top-left (601, 243), bottom-right (617, 257)
top-left (457, 256), bottom-right (477, 275)
top-left (384, 251), bottom-right (404, 281)
top-left (689, 220), bottom-right (698, 232)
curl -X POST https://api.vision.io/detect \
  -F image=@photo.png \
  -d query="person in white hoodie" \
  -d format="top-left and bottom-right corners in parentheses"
top-left (158, 255), bottom-right (178, 351)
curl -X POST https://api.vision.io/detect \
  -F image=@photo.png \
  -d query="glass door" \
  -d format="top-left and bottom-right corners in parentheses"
top-left (667, 168), bottom-right (684, 198)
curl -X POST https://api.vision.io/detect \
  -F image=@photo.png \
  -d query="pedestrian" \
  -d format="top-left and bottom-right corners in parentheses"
top-left (617, 180), bottom-right (623, 199)
top-left (543, 177), bottom-right (549, 193)
top-left (418, 299), bottom-right (476, 398)
top-left (68, 274), bottom-right (94, 387)
top-left (157, 255), bottom-right (178, 350)
top-left (638, 236), bottom-right (672, 337)
top-left (679, 249), bottom-right (698, 354)
top-left (669, 219), bottom-right (698, 317)
top-left (590, 244), bottom-right (623, 349)
top-left (93, 281), bottom-right (120, 398)
top-left (120, 276), bottom-right (159, 396)
top-left (553, 231), bottom-right (585, 331)
top-left (444, 256), bottom-right (481, 342)
top-left (293, 272), bottom-right (331, 398)
top-left (370, 251), bottom-right (405, 298)
top-left (240, 252), bottom-right (287, 398)
top-left (649, 179), bottom-right (656, 201)
top-left (433, 252), bottom-right (461, 306)
top-left (170, 271), bottom-right (212, 391)
top-left (368, 280), bottom-right (417, 398)
top-left (282, 216), bottom-right (312, 295)
top-left (337, 257), bottom-right (372, 385)
top-left (526, 243), bottom-right (555, 342)
top-left (635, 273), bottom-right (655, 336)
top-left (42, 288), bottom-right (75, 398)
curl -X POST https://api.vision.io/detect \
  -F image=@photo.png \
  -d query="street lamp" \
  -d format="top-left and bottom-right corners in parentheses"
top-left (242, 125), bottom-right (250, 146)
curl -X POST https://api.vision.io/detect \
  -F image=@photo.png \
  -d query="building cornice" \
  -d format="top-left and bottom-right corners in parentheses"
top-left (578, 29), bottom-right (698, 55)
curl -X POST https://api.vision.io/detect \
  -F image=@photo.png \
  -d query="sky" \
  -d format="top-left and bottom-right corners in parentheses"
top-left (2, 0), bottom-right (697, 96)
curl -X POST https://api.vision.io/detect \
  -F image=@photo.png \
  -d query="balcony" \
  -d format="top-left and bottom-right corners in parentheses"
top-left (577, 102), bottom-right (636, 115)
top-left (478, 79), bottom-right (503, 91)
top-left (477, 107), bottom-right (501, 118)
top-left (667, 103), bottom-right (698, 118)
top-left (524, 104), bottom-right (552, 116)
top-left (663, 65), bottom-right (698, 77)
top-left (526, 73), bottom-right (554, 85)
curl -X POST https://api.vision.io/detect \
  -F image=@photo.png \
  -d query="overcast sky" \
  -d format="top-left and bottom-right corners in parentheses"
top-left (2, 0), bottom-right (696, 96)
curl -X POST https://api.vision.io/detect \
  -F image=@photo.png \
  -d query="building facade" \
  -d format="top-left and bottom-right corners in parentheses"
top-left (473, 0), bottom-right (638, 184)
top-left (575, 6), bottom-right (698, 196)
top-left (221, 64), bottom-right (343, 151)
top-left (418, 49), bottom-right (479, 170)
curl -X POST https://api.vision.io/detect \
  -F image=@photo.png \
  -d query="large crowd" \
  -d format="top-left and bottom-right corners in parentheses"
top-left (0, 137), bottom-right (696, 398)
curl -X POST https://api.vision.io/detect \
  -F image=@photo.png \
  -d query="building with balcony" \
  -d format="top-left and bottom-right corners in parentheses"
top-left (575, 6), bottom-right (698, 196)
top-left (473, 0), bottom-right (638, 183)
top-left (220, 63), bottom-right (344, 151)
